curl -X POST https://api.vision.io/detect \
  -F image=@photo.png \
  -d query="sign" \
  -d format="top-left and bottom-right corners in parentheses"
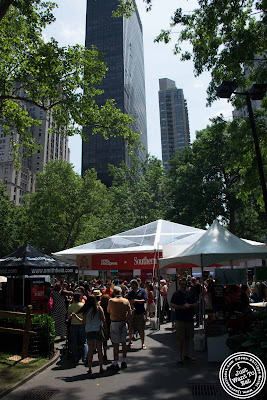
top-left (31, 278), bottom-right (45, 314)
top-left (76, 255), bottom-right (92, 270)
top-left (92, 252), bottom-right (162, 270)
top-left (215, 269), bottom-right (247, 285)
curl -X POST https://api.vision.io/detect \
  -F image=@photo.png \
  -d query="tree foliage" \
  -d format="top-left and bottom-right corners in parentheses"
top-left (0, 2), bottom-right (139, 162)
top-left (24, 160), bottom-right (107, 253)
top-left (103, 155), bottom-right (168, 235)
top-left (166, 115), bottom-right (266, 240)
top-left (0, 179), bottom-right (25, 256)
top-left (118, 0), bottom-right (267, 104)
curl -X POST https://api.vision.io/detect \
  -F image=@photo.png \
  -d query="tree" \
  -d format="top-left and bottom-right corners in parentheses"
top-left (103, 156), bottom-right (167, 235)
top-left (24, 160), bottom-right (107, 253)
top-left (166, 116), bottom-right (266, 240)
top-left (0, 179), bottom-right (25, 256)
top-left (0, 2), bottom-right (139, 162)
top-left (118, 0), bottom-right (267, 104)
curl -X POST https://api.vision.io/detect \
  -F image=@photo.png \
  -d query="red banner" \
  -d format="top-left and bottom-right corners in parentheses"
top-left (92, 252), bottom-right (162, 270)
top-left (31, 278), bottom-right (45, 314)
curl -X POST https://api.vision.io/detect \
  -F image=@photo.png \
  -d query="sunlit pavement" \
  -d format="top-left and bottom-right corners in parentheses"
top-left (2, 322), bottom-right (225, 400)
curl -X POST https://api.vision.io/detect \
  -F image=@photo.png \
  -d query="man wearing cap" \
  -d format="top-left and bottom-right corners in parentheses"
top-left (127, 279), bottom-right (148, 350)
top-left (107, 286), bottom-right (131, 370)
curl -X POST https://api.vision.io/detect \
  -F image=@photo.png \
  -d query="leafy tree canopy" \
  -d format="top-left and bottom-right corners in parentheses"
top-left (0, 1), bottom-right (139, 162)
top-left (166, 115), bottom-right (266, 240)
top-left (0, 179), bottom-right (25, 256)
top-left (24, 160), bottom-right (107, 254)
top-left (103, 155), bottom-right (168, 235)
top-left (117, 0), bottom-right (267, 104)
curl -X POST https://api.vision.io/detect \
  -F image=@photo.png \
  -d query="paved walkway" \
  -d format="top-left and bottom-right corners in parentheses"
top-left (2, 323), bottom-right (225, 400)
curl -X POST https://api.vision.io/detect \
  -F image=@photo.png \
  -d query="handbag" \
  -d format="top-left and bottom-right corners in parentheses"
top-left (47, 293), bottom-right (54, 313)
top-left (99, 324), bottom-right (108, 341)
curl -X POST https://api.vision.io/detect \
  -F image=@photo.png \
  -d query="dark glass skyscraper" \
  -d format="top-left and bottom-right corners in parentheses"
top-left (159, 78), bottom-right (190, 172)
top-left (82, 0), bottom-right (147, 186)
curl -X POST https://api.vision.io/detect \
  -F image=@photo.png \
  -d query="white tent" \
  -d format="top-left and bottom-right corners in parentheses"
top-left (159, 220), bottom-right (267, 269)
top-left (53, 220), bottom-right (204, 269)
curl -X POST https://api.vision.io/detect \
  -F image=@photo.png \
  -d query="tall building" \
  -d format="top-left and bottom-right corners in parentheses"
top-left (0, 88), bottom-right (70, 205)
top-left (82, 0), bottom-right (147, 187)
top-left (158, 78), bottom-right (190, 172)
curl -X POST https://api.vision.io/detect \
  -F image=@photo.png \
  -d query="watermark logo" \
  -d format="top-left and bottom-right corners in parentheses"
top-left (219, 352), bottom-right (266, 399)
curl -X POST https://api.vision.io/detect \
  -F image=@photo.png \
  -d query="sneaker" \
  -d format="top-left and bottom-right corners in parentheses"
top-left (107, 364), bottom-right (120, 371)
top-left (121, 361), bottom-right (127, 369)
top-left (184, 355), bottom-right (196, 361)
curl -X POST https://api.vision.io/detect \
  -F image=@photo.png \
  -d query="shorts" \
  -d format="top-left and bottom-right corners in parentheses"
top-left (110, 321), bottom-right (127, 344)
top-left (147, 303), bottom-right (156, 314)
top-left (128, 313), bottom-right (145, 330)
top-left (175, 320), bottom-right (194, 341)
top-left (86, 331), bottom-right (101, 341)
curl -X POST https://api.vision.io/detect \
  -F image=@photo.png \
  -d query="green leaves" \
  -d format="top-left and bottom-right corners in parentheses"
top-left (0, 3), bottom-right (139, 163)
top-left (104, 156), bottom-right (167, 235)
top-left (118, 0), bottom-right (267, 104)
top-left (24, 160), bottom-right (107, 253)
top-left (166, 115), bottom-right (266, 239)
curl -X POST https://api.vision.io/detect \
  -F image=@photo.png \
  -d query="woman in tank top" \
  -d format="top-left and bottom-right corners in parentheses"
top-left (76, 295), bottom-right (106, 374)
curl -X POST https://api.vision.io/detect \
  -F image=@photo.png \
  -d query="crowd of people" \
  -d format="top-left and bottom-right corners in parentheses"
top-left (45, 273), bottom-right (266, 371)
top-left (46, 278), bottom-right (153, 373)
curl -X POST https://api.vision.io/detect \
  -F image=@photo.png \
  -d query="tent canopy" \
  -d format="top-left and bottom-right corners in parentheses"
top-left (0, 243), bottom-right (77, 276)
top-left (54, 219), bottom-right (203, 262)
top-left (54, 220), bottom-right (205, 269)
top-left (159, 220), bottom-right (267, 269)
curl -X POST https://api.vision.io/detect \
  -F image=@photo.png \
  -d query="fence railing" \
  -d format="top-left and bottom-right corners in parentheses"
top-left (0, 305), bottom-right (36, 358)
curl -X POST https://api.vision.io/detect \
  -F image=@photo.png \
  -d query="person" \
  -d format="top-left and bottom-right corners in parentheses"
top-left (67, 292), bottom-right (88, 366)
top-left (127, 279), bottom-right (147, 350)
top-left (160, 279), bottom-right (169, 323)
top-left (190, 277), bottom-right (202, 327)
top-left (119, 280), bottom-right (129, 297)
top-left (92, 289), bottom-right (102, 305)
top-left (97, 280), bottom-right (106, 291)
top-left (44, 282), bottom-right (52, 314)
top-left (170, 278), bottom-right (197, 365)
top-left (102, 282), bottom-right (113, 297)
top-left (77, 295), bottom-right (106, 374)
top-left (100, 294), bottom-right (111, 362)
top-left (51, 282), bottom-right (68, 340)
top-left (107, 286), bottom-right (131, 371)
top-left (257, 280), bottom-right (267, 302)
top-left (145, 282), bottom-right (155, 322)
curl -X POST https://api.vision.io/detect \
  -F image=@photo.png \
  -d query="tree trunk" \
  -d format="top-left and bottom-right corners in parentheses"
top-left (228, 205), bottom-right (235, 234)
top-left (0, 0), bottom-right (14, 22)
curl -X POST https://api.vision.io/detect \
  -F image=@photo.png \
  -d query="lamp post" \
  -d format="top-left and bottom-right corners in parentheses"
top-left (216, 81), bottom-right (267, 218)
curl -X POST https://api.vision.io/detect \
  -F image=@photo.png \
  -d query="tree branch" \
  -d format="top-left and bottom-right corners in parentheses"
top-left (0, 94), bottom-right (48, 110)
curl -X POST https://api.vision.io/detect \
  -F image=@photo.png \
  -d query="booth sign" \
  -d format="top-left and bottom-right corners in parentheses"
top-left (92, 252), bottom-right (162, 270)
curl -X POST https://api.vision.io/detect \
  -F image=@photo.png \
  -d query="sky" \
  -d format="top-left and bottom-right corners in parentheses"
top-left (44, 0), bottom-right (233, 174)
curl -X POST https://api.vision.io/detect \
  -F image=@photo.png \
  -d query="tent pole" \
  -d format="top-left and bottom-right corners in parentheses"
top-left (22, 276), bottom-right (25, 307)
top-left (201, 255), bottom-right (205, 329)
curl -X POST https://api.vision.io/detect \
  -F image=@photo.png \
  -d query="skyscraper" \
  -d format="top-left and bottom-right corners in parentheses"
top-left (0, 87), bottom-right (70, 205)
top-left (158, 78), bottom-right (190, 172)
top-left (82, 0), bottom-right (147, 187)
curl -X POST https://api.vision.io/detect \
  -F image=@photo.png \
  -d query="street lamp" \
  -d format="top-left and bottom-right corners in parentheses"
top-left (216, 81), bottom-right (267, 218)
